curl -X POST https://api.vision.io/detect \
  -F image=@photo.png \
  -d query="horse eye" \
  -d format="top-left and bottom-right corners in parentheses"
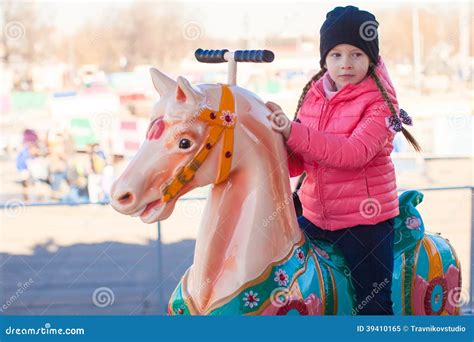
top-left (179, 138), bottom-right (192, 149)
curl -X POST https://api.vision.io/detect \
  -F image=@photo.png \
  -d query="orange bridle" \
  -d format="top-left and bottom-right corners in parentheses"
top-left (161, 85), bottom-right (236, 203)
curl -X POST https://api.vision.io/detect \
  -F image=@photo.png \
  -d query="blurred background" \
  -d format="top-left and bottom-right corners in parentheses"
top-left (0, 0), bottom-right (472, 315)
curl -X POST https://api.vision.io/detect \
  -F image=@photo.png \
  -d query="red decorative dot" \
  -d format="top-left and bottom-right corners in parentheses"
top-left (206, 143), bottom-right (212, 150)
top-left (178, 308), bottom-right (184, 314)
top-left (279, 274), bottom-right (286, 280)
top-left (225, 115), bottom-right (232, 122)
top-left (210, 112), bottom-right (216, 119)
top-left (225, 151), bottom-right (232, 158)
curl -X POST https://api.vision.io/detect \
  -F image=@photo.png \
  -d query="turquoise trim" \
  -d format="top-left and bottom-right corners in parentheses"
top-left (417, 243), bottom-right (429, 281)
top-left (402, 248), bottom-right (416, 315)
top-left (170, 237), bottom-right (313, 315)
top-left (391, 255), bottom-right (404, 315)
top-left (296, 251), bottom-right (320, 301)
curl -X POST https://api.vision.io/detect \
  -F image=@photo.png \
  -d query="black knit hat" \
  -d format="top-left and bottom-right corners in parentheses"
top-left (319, 6), bottom-right (379, 68)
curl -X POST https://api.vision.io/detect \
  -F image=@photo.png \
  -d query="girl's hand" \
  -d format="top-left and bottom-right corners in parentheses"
top-left (265, 101), bottom-right (292, 140)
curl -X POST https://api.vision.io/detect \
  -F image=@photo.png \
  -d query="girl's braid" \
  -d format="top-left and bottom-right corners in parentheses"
top-left (370, 70), bottom-right (421, 152)
top-left (293, 67), bottom-right (327, 121)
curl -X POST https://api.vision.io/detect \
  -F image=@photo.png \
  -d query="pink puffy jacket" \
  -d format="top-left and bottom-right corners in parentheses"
top-left (287, 57), bottom-right (400, 231)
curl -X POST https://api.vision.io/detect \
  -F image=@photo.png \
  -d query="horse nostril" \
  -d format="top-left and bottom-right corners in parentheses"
top-left (117, 192), bottom-right (134, 205)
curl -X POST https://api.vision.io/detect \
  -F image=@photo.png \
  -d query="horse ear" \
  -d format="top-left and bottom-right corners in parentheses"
top-left (149, 67), bottom-right (177, 96)
top-left (176, 76), bottom-right (204, 105)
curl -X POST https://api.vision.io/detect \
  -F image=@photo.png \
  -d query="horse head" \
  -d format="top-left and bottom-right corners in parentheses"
top-left (110, 67), bottom-right (280, 224)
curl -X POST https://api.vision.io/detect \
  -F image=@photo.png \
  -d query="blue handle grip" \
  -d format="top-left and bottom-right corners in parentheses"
top-left (195, 49), bottom-right (274, 63)
top-left (195, 49), bottom-right (229, 63)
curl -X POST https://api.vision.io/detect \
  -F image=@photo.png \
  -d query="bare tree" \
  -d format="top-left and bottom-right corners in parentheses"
top-left (1, 0), bottom-right (55, 66)
top-left (62, 2), bottom-right (197, 71)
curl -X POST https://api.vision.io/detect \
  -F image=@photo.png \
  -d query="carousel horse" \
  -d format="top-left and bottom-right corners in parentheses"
top-left (110, 49), bottom-right (462, 315)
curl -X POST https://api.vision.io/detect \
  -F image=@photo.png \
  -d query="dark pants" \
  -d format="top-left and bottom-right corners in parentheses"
top-left (298, 216), bottom-right (395, 315)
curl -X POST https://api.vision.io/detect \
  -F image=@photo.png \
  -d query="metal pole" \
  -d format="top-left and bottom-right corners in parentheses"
top-left (157, 220), bottom-right (164, 314)
top-left (470, 187), bottom-right (474, 313)
top-left (224, 51), bottom-right (237, 85)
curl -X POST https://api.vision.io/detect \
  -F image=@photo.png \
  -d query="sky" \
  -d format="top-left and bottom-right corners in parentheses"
top-left (5, 0), bottom-right (471, 38)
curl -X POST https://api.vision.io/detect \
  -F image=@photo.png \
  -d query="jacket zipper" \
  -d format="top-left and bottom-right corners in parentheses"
top-left (313, 80), bottom-right (351, 226)
top-left (317, 100), bottom-right (329, 225)
top-left (318, 103), bottom-right (325, 130)
top-left (363, 168), bottom-right (371, 197)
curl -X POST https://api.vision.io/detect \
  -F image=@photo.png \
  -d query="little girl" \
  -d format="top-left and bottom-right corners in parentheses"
top-left (267, 5), bottom-right (421, 315)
